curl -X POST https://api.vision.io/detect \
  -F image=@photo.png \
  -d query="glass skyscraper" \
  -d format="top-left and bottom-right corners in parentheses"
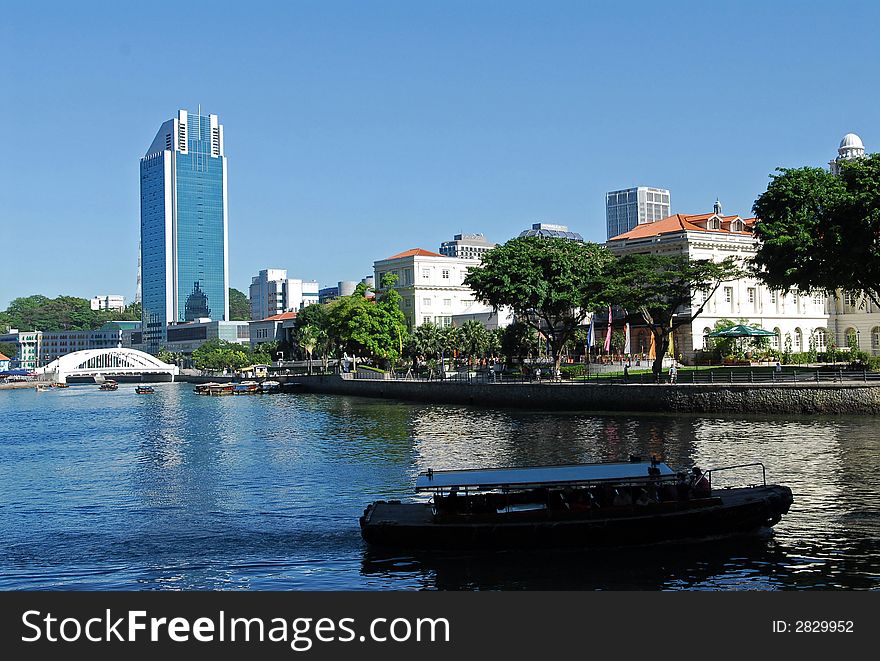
top-left (140, 109), bottom-right (229, 351)
top-left (605, 186), bottom-right (671, 239)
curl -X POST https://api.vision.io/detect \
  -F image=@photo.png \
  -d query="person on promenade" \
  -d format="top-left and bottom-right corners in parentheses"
top-left (669, 364), bottom-right (678, 383)
top-left (623, 365), bottom-right (629, 383)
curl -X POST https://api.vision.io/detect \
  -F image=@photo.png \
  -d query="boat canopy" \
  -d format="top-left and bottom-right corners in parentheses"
top-left (416, 461), bottom-right (676, 492)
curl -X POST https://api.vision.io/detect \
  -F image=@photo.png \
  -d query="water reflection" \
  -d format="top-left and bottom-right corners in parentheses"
top-left (0, 386), bottom-right (877, 590)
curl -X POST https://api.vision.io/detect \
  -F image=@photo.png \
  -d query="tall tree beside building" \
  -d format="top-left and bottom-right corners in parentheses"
top-left (464, 237), bottom-right (614, 373)
top-left (609, 254), bottom-right (744, 377)
top-left (229, 288), bottom-right (251, 321)
top-left (752, 154), bottom-right (880, 306)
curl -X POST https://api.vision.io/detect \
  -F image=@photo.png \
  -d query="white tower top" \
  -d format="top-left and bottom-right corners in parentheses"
top-left (830, 133), bottom-right (866, 174)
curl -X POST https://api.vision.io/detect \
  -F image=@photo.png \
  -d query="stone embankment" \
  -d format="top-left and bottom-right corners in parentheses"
top-left (287, 374), bottom-right (880, 415)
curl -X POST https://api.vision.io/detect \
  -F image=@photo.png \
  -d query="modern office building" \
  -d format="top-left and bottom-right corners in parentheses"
top-left (518, 222), bottom-right (584, 242)
top-left (140, 109), bottom-right (229, 353)
top-left (318, 281), bottom-right (358, 304)
top-left (249, 269), bottom-right (319, 319)
top-left (606, 187), bottom-right (671, 239)
top-left (439, 233), bottom-right (497, 260)
top-left (164, 320), bottom-right (250, 360)
top-left (90, 295), bottom-right (125, 312)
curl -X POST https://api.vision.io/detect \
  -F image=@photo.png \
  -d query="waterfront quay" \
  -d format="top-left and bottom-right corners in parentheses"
top-left (233, 371), bottom-right (880, 415)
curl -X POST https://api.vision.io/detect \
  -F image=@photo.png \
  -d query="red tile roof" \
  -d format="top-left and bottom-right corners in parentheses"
top-left (260, 312), bottom-right (297, 321)
top-left (608, 213), bottom-right (755, 241)
top-left (0, 352), bottom-right (9, 361)
top-left (384, 248), bottom-right (446, 260)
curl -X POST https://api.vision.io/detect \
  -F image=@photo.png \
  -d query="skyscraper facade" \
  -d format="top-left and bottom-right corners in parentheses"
top-left (140, 109), bottom-right (229, 351)
top-left (605, 186), bottom-right (671, 239)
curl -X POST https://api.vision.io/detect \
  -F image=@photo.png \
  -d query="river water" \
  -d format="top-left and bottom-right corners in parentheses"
top-left (0, 383), bottom-right (877, 590)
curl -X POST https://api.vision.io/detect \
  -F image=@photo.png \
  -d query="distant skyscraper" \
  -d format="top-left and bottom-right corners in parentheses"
top-left (439, 233), bottom-right (497, 259)
top-left (248, 269), bottom-right (319, 320)
top-left (140, 109), bottom-right (229, 351)
top-left (605, 187), bottom-right (671, 239)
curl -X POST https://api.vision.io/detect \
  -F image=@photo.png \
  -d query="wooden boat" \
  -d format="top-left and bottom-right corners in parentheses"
top-left (99, 380), bottom-right (118, 391)
top-left (233, 381), bottom-right (260, 395)
top-left (135, 386), bottom-right (155, 394)
top-left (261, 380), bottom-right (281, 393)
top-left (193, 382), bottom-right (234, 396)
top-left (360, 458), bottom-right (793, 550)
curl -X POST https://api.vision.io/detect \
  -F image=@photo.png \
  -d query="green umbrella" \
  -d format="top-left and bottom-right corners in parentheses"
top-left (707, 324), bottom-right (777, 338)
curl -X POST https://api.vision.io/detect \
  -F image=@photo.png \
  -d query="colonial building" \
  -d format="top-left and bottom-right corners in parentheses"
top-left (824, 132), bottom-right (880, 354)
top-left (607, 203), bottom-right (830, 362)
top-left (373, 248), bottom-right (497, 328)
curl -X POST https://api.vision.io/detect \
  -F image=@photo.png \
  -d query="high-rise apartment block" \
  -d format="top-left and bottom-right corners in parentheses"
top-left (249, 269), bottom-right (319, 320)
top-left (140, 109), bottom-right (229, 352)
top-left (605, 187), bottom-right (670, 239)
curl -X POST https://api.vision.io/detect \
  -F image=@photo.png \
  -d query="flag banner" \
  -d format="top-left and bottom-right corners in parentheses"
top-left (603, 306), bottom-right (612, 353)
top-left (587, 316), bottom-right (595, 348)
top-left (624, 323), bottom-right (631, 355)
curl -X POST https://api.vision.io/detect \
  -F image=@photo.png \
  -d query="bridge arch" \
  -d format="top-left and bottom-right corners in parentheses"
top-left (38, 348), bottom-right (179, 382)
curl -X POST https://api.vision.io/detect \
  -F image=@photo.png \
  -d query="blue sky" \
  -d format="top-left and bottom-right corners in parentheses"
top-left (1, 1), bottom-right (877, 310)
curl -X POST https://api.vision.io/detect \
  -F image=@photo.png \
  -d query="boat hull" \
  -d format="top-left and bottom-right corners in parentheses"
top-left (360, 486), bottom-right (793, 550)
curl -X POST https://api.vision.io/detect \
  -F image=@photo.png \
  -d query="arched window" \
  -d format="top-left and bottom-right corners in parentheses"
top-left (814, 328), bottom-right (827, 350)
top-left (872, 327), bottom-right (880, 352)
top-left (845, 327), bottom-right (858, 349)
top-left (794, 328), bottom-right (802, 351)
top-left (772, 327), bottom-right (781, 350)
top-left (702, 327), bottom-right (712, 350)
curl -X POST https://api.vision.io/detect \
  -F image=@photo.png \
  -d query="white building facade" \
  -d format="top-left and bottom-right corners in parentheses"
top-left (606, 186), bottom-right (671, 239)
top-left (607, 208), bottom-right (830, 362)
top-left (823, 132), bottom-right (880, 354)
top-left (90, 295), bottom-right (125, 312)
top-left (249, 268), bottom-right (319, 320)
top-left (373, 249), bottom-right (497, 328)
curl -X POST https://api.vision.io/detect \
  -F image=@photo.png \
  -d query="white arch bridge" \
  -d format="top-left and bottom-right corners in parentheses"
top-left (37, 348), bottom-right (179, 383)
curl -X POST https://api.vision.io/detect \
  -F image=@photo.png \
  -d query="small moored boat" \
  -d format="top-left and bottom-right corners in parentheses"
top-left (261, 380), bottom-right (281, 393)
top-left (99, 380), bottom-right (118, 391)
top-left (135, 386), bottom-right (155, 394)
top-left (360, 458), bottom-right (793, 550)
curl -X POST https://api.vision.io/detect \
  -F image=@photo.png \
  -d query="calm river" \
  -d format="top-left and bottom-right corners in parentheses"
top-left (0, 383), bottom-right (877, 590)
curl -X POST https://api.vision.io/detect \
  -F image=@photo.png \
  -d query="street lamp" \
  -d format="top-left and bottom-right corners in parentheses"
top-left (856, 329), bottom-right (861, 350)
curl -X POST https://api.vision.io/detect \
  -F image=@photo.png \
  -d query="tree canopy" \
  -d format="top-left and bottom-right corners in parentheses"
top-left (229, 288), bottom-right (251, 320)
top-left (464, 236), bottom-right (614, 371)
top-left (0, 295), bottom-right (140, 332)
top-left (609, 254), bottom-right (744, 375)
top-left (752, 154), bottom-right (880, 306)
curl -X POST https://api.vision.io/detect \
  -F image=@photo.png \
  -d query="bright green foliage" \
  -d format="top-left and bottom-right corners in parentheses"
top-left (753, 154), bottom-right (880, 306)
top-left (1, 295), bottom-right (140, 331)
top-left (465, 237), bottom-right (615, 371)
top-left (610, 254), bottom-right (744, 376)
top-left (327, 276), bottom-right (408, 368)
top-left (229, 288), bottom-right (251, 321)
top-left (191, 339), bottom-right (270, 371)
top-left (456, 320), bottom-right (490, 364)
top-left (297, 325), bottom-right (320, 373)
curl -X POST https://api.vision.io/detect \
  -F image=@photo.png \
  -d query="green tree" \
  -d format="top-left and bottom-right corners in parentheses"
top-left (0, 341), bottom-right (17, 360)
top-left (465, 237), bottom-right (615, 372)
top-left (610, 254), bottom-right (744, 377)
top-left (752, 155), bottom-right (880, 306)
top-left (500, 321), bottom-right (539, 364)
top-left (297, 325), bottom-right (320, 374)
top-left (229, 288), bottom-right (251, 320)
top-left (456, 320), bottom-right (489, 365)
top-left (192, 339), bottom-right (251, 371)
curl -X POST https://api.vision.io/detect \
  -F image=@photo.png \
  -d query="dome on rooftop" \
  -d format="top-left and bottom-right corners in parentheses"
top-left (839, 133), bottom-right (864, 150)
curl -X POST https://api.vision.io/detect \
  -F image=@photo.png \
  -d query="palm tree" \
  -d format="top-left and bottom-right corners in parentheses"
top-left (297, 325), bottom-right (319, 375)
